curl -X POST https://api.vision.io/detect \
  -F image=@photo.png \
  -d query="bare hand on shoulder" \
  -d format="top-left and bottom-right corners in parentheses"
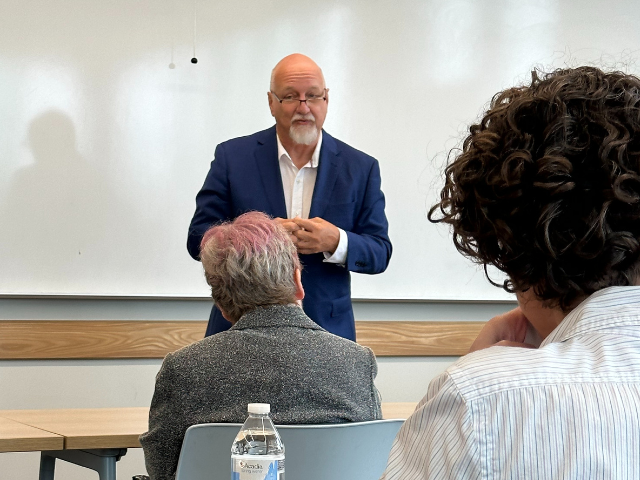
top-left (292, 217), bottom-right (340, 255)
top-left (468, 307), bottom-right (538, 353)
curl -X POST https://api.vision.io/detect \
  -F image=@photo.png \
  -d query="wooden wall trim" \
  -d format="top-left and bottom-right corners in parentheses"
top-left (0, 320), bottom-right (484, 360)
top-left (0, 321), bottom-right (206, 360)
top-left (357, 321), bottom-right (484, 356)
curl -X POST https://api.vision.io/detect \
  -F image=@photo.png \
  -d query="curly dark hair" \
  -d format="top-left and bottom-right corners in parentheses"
top-left (429, 66), bottom-right (640, 310)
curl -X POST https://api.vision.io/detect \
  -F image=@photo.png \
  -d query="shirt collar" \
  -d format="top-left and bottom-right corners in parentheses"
top-left (540, 286), bottom-right (640, 347)
top-left (276, 130), bottom-right (322, 169)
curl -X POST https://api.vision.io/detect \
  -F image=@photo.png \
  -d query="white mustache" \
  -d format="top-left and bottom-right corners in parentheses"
top-left (291, 113), bottom-right (315, 123)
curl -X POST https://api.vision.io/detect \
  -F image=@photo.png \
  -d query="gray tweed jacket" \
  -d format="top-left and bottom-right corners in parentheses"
top-left (140, 304), bottom-right (382, 480)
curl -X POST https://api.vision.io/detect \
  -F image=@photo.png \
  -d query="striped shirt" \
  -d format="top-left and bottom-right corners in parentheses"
top-left (381, 286), bottom-right (640, 480)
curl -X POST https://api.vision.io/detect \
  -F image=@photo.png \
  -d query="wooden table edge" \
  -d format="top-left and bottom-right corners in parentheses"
top-left (0, 416), bottom-right (64, 452)
top-left (0, 403), bottom-right (417, 451)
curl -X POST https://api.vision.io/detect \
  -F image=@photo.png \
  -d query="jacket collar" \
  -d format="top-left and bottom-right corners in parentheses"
top-left (230, 304), bottom-right (325, 332)
top-left (541, 286), bottom-right (640, 347)
top-left (309, 130), bottom-right (340, 219)
top-left (254, 126), bottom-right (287, 217)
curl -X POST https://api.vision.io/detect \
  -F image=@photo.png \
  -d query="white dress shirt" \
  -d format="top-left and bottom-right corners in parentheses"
top-left (382, 286), bottom-right (640, 480)
top-left (277, 132), bottom-right (347, 264)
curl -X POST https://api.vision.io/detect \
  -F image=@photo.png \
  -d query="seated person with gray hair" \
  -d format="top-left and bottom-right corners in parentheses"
top-left (382, 66), bottom-right (640, 479)
top-left (140, 211), bottom-right (381, 480)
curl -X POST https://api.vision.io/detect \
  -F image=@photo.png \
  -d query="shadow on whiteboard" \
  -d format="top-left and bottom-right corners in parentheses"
top-left (0, 110), bottom-right (143, 294)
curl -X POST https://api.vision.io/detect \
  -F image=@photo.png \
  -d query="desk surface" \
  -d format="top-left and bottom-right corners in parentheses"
top-left (0, 416), bottom-right (64, 453)
top-left (0, 403), bottom-right (417, 450)
top-left (0, 407), bottom-right (149, 449)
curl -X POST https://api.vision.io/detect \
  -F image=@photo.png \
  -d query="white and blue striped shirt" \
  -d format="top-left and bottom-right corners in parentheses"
top-left (382, 286), bottom-right (640, 480)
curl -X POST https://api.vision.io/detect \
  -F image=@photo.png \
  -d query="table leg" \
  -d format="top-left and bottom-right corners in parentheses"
top-left (39, 453), bottom-right (56, 480)
top-left (39, 448), bottom-right (127, 480)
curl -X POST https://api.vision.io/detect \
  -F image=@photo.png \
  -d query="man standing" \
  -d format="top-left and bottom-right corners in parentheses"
top-left (187, 54), bottom-right (392, 340)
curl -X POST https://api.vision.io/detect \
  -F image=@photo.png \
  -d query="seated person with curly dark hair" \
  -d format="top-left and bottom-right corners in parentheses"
top-left (381, 67), bottom-right (640, 479)
top-left (140, 212), bottom-right (381, 480)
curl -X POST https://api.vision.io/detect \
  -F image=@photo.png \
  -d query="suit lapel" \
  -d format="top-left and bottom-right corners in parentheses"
top-left (309, 131), bottom-right (340, 218)
top-left (254, 126), bottom-right (287, 218)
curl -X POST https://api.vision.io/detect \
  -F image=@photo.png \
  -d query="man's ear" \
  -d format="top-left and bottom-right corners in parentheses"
top-left (268, 91), bottom-right (275, 117)
top-left (294, 268), bottom-right (305, 301)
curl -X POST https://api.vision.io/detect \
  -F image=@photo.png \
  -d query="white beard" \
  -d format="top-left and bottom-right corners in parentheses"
top-left (289, 125), bottom-right (318, 145)
top-left (289, 113), bottom-right (319, 145)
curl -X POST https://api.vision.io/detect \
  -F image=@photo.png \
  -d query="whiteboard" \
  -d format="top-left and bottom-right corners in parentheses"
top-left (1, 0), bottom-right (639, 299)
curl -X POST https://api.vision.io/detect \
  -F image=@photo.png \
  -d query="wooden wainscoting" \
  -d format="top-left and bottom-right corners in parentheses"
top-left (356, 321), bottom-right (484, 356)
top-left (0, 320), bottom-right (484, 360)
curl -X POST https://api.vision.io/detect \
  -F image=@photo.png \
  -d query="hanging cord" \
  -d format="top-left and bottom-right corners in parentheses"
top-left (168, 0), bottom-right (176, 68)
top-left (191, 1), bottom-right (198, 63)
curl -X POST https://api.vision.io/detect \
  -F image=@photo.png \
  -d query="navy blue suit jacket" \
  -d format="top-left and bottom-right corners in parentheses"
top-left (187, 126), bottom-right (392, 340)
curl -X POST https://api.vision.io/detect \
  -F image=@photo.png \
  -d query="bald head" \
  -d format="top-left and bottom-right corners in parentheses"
top-left (267, 53), bottom-right (329, 148)
top-left (270, 54), bottom-right (325, 91)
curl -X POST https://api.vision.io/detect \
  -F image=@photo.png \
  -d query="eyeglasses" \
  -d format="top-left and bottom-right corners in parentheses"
top-left (270, 89), bottom-right (327, 107)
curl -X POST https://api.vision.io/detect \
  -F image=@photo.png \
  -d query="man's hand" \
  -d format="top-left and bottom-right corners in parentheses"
top-left (274, 217), bottom-right (302, 246)
top-left (292, 217), bottom-right (340, 255)
top-left (468, 307), bottom-right (538, 353)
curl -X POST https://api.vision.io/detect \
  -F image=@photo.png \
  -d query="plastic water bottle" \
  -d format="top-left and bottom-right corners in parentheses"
top-left (231, 403), bottom-right (285, 480)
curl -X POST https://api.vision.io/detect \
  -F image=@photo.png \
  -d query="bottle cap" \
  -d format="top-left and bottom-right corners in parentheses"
top-left (248, 403), bottom-right (270, 414)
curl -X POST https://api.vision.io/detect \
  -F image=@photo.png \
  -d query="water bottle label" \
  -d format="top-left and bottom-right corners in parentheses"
top-left (231, 457), bottom-right (284, 480)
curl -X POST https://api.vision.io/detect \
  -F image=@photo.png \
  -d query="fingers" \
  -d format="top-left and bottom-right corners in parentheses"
top-left (293, 217), bottom-right (335, 232)
top-left (293, 229), bottom-right (322, 254)
top-left (469, 307), bottom-right (535, 353)
top-left (274, 217), bottom-right (302, 234)
top-left (293, 217), bottom-right (316, 231)
top-left (284, 223), bottom-right (301, 233)
top-left (284, 217), bottom-right (339, 255)
top-left (495, 308), bottom-right (530, 343)
top-left (294, 230), bottom-right (317, 253)
top-left (293, 229), bottom-right (313, 242)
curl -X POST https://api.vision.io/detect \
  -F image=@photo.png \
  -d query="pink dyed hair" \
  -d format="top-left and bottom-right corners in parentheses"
top-left (199, 212), bottom-right (301, 322)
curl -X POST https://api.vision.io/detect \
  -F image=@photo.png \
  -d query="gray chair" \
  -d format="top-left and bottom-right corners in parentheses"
top-left (174, 419), bottom-right (404, 480)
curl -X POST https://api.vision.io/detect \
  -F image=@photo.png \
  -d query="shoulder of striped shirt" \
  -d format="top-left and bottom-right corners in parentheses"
top-left (438, 287), bottom-right (640, 397)
top-left (442, 337), bottom-right (640, 404)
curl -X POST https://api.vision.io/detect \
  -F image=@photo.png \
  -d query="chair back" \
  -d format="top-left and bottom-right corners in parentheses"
top-left (174, 419), bottom-right (403, 480)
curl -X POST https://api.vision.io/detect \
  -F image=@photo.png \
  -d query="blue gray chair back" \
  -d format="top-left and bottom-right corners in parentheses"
top-left (174, 419), bottom-right (404, 480)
